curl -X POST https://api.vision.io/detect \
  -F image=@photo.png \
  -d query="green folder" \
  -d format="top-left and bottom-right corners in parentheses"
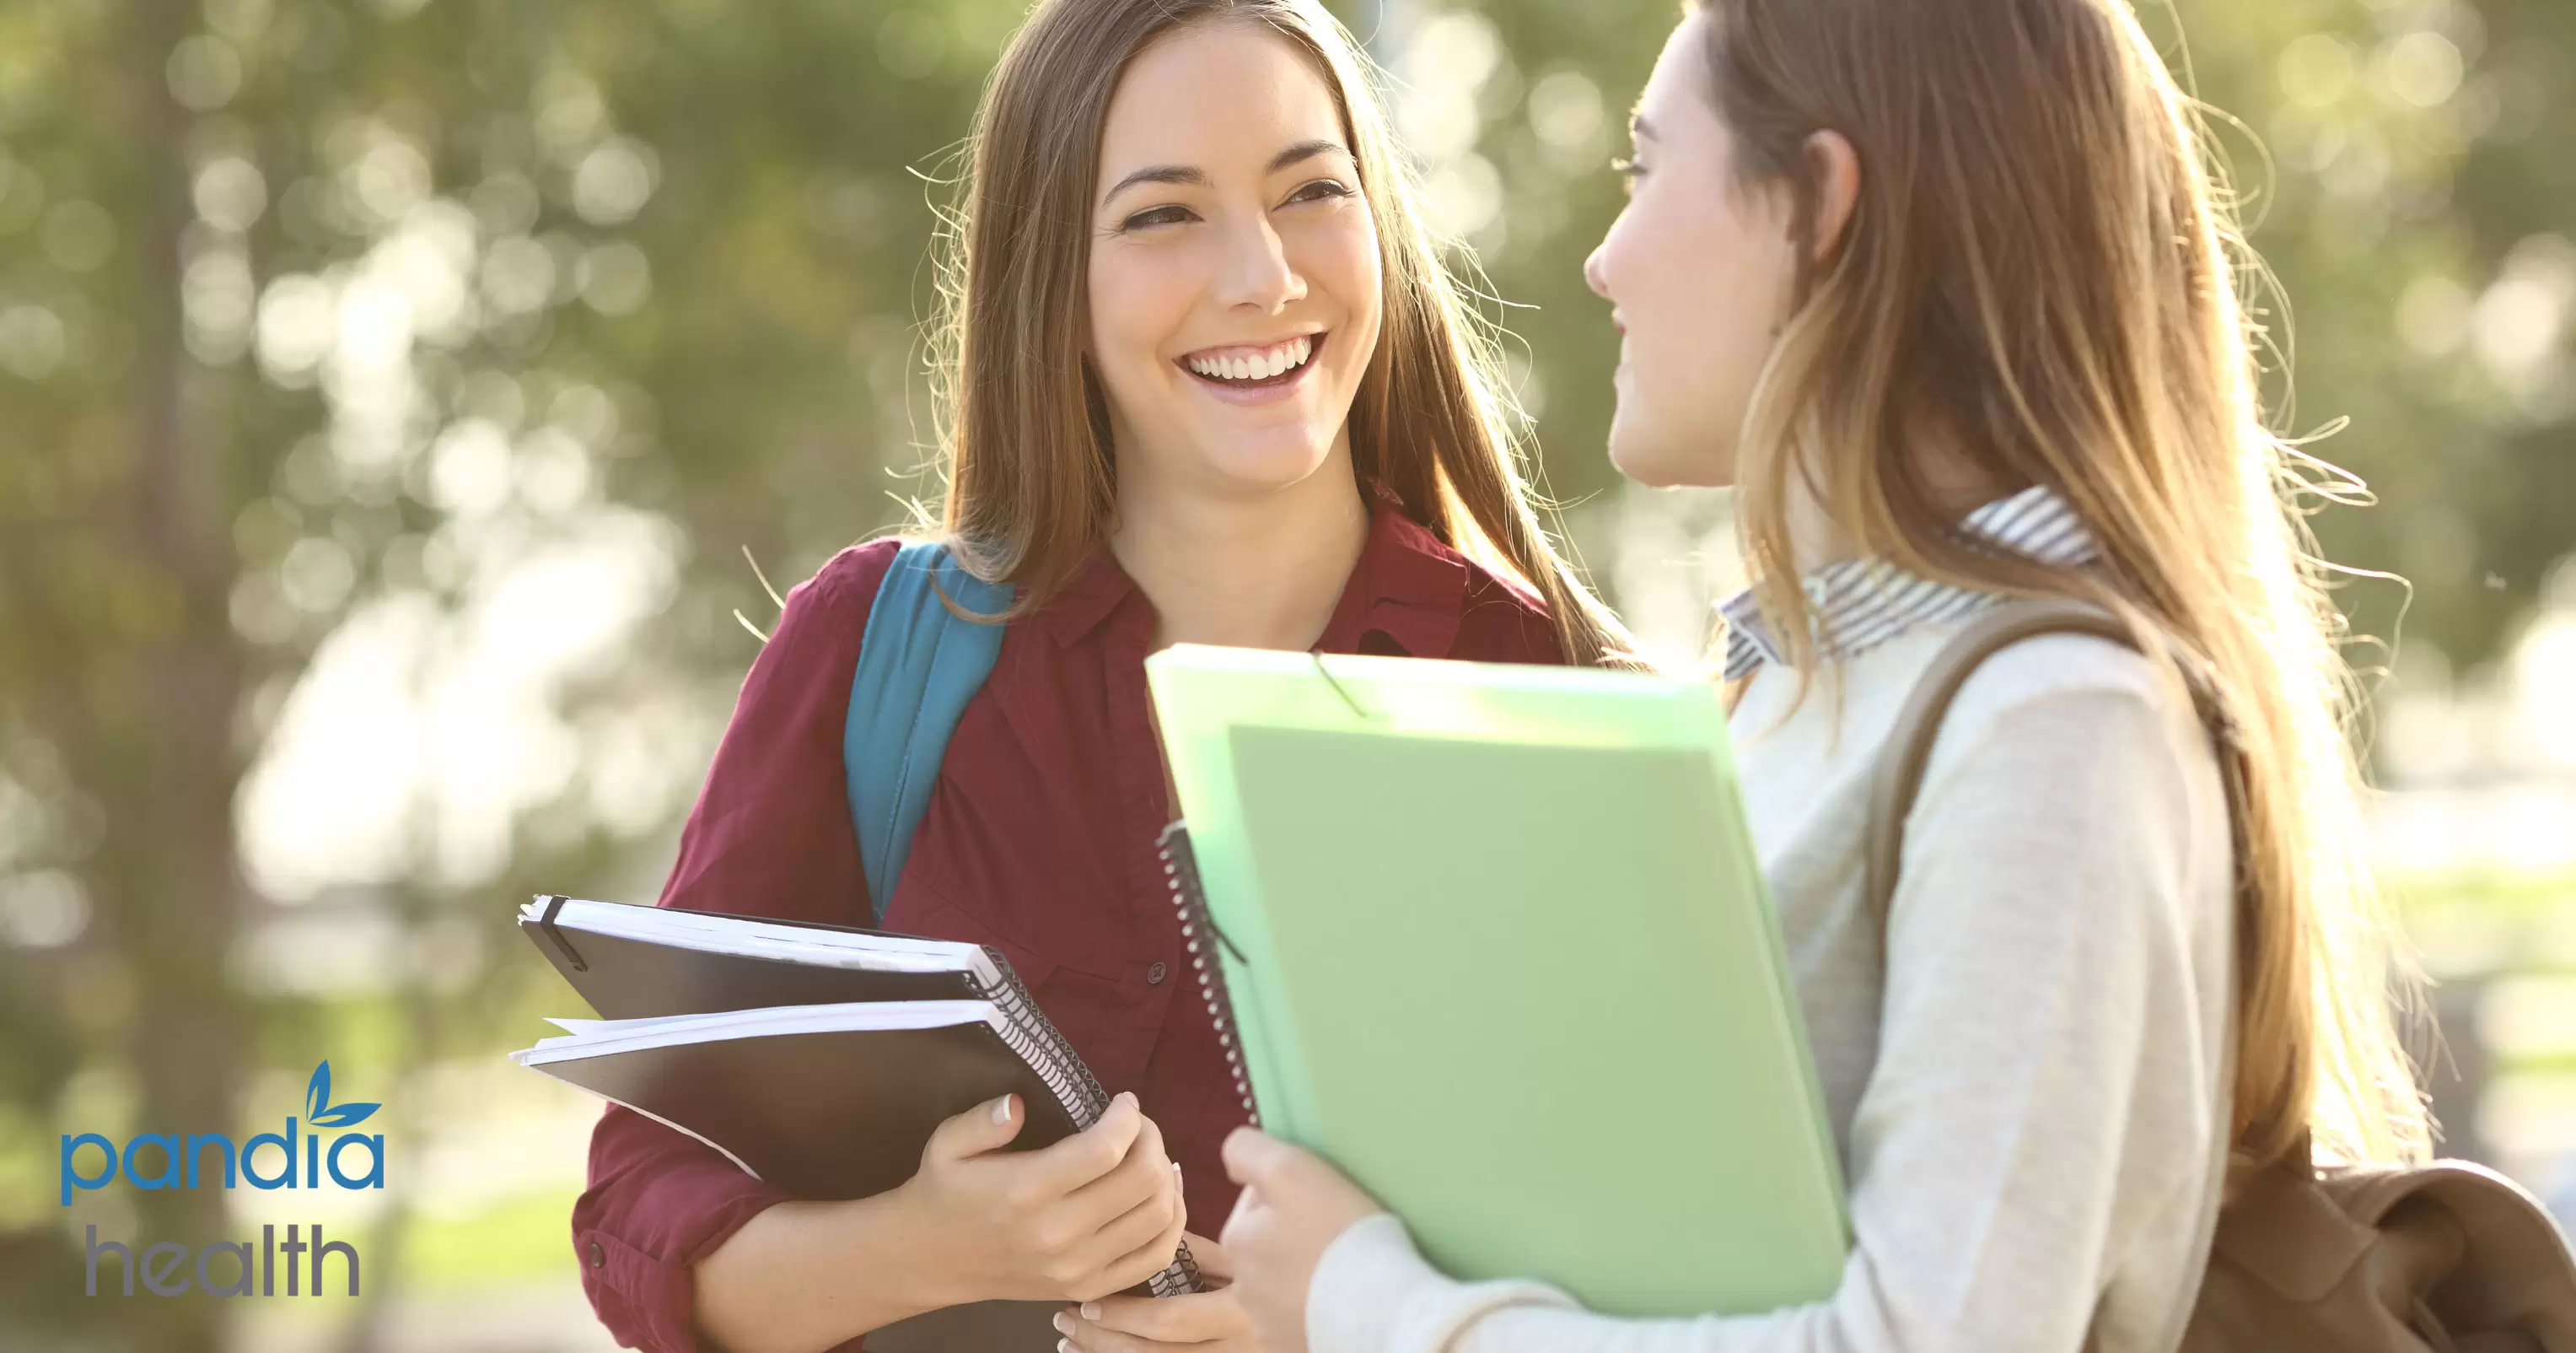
top-left (1144, 646), bottom-right (1847, 1317)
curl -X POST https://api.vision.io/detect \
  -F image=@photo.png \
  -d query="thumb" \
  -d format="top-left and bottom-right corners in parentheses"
top-left (1219, 1125), bottom-right (1302, 1189)
top-left (925, 1092), bottom-right (1027, 1165)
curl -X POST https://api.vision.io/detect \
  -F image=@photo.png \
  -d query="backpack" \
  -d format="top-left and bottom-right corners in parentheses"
top-left (842, 541), bottom-right (1012, 923)
top-left (1864, 597), bottom-right (2576, 1353)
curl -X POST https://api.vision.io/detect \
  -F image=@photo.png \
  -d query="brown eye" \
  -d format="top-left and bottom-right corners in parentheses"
top-left (1285, 179), bottom-right (1354, 205)
top-left (1121, 205), bottom-right (1197, 231)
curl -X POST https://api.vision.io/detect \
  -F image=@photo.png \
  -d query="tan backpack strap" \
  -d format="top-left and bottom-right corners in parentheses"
top-left (1863, 597), bottom-right (2245, 931)
top-left (1862, 596), bottom-right (2261, 1353)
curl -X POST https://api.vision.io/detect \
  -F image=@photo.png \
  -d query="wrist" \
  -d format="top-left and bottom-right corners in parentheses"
top-left (845, 1178), bottom-right (969, 1316)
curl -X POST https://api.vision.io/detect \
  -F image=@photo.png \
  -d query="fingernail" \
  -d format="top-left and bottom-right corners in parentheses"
top-left (1052, 1313), bottom-right (1073, 1335)
top-left (1057, 1340), bottom-right (1075, 1353)
top-left (1081, 1302), bottom-right (1100, 1320)
top-left (992, 1095), bottom-right (1014, 1124)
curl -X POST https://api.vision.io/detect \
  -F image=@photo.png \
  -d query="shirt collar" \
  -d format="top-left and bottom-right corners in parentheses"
top-left (1035, 485), bottom-right (1471, 658)
top-left (1717, 484), bottom-right (2100, 681)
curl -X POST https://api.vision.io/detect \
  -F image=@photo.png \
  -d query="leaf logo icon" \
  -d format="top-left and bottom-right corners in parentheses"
top-left (304, 1061), bottom-right (380, 1129)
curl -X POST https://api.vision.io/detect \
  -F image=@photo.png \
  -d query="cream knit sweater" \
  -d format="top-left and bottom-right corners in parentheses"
top-left (1304, 623), bottom-right (2236, 1353)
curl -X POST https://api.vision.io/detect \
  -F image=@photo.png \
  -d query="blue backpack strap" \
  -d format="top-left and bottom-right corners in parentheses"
top-left (845, 541), bottom-right (1012, 923)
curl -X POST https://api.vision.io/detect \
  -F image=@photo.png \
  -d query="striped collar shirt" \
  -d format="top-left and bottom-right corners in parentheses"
top-left (1718, 484), bottom-right (2100, 682)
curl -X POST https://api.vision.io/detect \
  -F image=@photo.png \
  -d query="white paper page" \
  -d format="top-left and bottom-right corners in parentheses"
top-left (520, 896), bottom-right (1003, 985)
top-left (512, 999), bottom-right (1003, 1065)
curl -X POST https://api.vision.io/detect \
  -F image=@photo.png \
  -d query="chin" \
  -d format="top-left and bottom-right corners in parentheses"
top-left (1205, 426), bottom-right (1341, 493)
top-left (1608, 412), bottom-right (1734, 490)
top-left (1608, 435), bottom-right (1703, 490)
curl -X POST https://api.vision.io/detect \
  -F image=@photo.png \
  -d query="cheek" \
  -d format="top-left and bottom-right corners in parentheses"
top-left (1632, 195), bottom-right (1788, 391)
top-left (1087, 249), bottom-right (1198, 385)
top-left (1600, 188), bottom-right (1795, 488)
top-left (1292, 208), bottom-right (1381, 354)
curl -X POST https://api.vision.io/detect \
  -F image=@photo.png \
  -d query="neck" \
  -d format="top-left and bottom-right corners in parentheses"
top-left (1782, 429), bottom-right (2008, 574)
top-left (1109, 435), bottom-right (1371, 653)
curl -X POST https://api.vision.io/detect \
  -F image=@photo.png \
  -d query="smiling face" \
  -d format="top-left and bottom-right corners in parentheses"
top-left (1085, 20), bottom-right (1382, 500)
top-left (1585, 13), bottom-right (1803, 489)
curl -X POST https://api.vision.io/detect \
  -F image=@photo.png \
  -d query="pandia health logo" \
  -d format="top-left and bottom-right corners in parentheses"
top-left (58, 1062), bottom-right (386, 1297)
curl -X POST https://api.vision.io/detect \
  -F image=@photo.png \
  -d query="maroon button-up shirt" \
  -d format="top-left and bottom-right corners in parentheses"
top-left (571, 495), bottom-right (1569, 1351)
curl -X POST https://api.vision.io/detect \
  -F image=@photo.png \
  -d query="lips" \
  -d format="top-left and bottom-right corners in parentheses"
top-left (1178, 332), bottom-right (1323, 389)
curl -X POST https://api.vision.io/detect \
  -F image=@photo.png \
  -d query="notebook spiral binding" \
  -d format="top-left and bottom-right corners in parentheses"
top-left (969, 957), bottom-right (1108, 1121)
top-left (969, 949), bottom-right (1204, 1298)
top-left (1157, 824), bottom-right (1260, 1129)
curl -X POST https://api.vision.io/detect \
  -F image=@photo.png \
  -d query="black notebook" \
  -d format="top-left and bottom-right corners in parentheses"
top-left (512, 895), bottom-right (1201, 1351)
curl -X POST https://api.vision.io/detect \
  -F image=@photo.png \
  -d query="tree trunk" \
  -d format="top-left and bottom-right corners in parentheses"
top-left (112, 0), bottom-right (250, 1348)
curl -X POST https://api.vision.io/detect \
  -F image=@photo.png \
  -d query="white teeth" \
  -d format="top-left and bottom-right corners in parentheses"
top-left (1189, 334), bottom-right (1315, 382)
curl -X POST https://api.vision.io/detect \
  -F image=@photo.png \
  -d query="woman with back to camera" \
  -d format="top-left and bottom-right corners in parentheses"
top-left (1197, 0), bottom-right (2433, 1350)
top-left (567, 1), bottom-right (1630, 1351)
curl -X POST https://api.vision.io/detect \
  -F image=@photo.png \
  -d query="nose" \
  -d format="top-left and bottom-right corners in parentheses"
top-left (1213, 213), bottom-right (1304, 313)
top-left (1584, 241), bottom-right (1612, 301)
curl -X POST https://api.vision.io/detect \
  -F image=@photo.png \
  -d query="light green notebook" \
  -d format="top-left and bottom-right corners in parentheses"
top-left (1144, 646), bottom-right (1847, 1318)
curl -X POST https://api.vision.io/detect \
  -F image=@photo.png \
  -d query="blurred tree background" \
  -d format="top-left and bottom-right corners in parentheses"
top-left (0, 0), bottom-right (2568, 1348)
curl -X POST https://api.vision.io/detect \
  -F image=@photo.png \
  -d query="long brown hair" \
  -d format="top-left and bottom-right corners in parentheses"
top-left (1699, 0), bottom-right (2429, 1166)
top-left (922, 0), bottom-right (1627, 666)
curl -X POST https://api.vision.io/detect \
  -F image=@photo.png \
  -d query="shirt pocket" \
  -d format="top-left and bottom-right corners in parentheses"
top-left (878, 878), bottom-right (1155, 1099)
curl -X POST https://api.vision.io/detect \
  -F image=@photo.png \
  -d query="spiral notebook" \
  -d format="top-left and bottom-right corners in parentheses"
top-left (511, 896), bottom-right (1199, 1350)
top-left (1145, 647), bottom-right (1849, 1318)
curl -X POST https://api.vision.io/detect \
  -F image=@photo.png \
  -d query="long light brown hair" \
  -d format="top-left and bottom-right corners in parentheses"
top-left (1701, 0), bottom-right (2428, 1166)
top-left (922, 0), bottom-right (1628, 666)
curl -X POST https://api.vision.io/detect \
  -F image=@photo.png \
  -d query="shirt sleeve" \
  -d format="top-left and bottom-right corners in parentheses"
top-left (570, 539), bottom-right (899, 1353)
top-left (1306, 660), bottom-right (2230, 1353)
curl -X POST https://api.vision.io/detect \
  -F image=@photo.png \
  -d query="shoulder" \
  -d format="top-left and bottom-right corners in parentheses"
top-left (1938, 626), bottom-right (2196, 744)
top-left (1911, 622), bottom-right (2222, 825)
top-left (1367, 501), bottom-right (1570, 664)
top-left (1874, 621), bottom-right (2239, 1051)
top-left (746, 537), bottom-right (908, 682)
top-left (1454, 558), bottom-right (1568, 665)
top-left (795, 536), bottom-right (907, 625)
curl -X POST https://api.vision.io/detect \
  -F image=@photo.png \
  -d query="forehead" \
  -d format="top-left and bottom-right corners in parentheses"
top-left (1639, 12), bottom-right (1713, 120)
top-left (1098, 21), bottom-right (1347, 175)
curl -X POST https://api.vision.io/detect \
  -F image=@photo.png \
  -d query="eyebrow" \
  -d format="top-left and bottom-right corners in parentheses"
top-left (1100, 138), bottom-right (1353, 207)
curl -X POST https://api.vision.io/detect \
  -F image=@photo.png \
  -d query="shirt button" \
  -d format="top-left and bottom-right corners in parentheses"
top-left (1145, 961), bottom-right (1168, 985)
top-left (587, 1241), bottom-right (605, 1269)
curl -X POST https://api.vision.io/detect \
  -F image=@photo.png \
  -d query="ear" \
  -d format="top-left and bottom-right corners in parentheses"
top-left (1802, 129), bottom-right (1861, 265)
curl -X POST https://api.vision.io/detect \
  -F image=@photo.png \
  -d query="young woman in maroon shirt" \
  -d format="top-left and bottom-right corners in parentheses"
top-left (570, 2), bottom-right (1628, 1350)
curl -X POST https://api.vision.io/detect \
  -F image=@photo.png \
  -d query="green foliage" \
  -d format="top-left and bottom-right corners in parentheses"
top-left (0, 1), bottom-right (1003, 1344)
top-left (1441, 0), bottom-right (2576, 669)
top-left (2156, 0), bottom-right (2576, 667)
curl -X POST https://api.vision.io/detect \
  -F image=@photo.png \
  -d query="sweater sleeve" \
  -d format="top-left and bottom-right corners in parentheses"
top-left (1307, 653), bottom-right (2230, 1353)
top-left (570, 539), bottom-right (899, 1353)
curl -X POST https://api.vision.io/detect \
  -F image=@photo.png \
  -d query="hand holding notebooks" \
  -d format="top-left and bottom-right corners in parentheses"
top-left (1146, 647), bottom-right (1848, 1318)
top-left (510, 896), bottom-right (1199, 1350)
